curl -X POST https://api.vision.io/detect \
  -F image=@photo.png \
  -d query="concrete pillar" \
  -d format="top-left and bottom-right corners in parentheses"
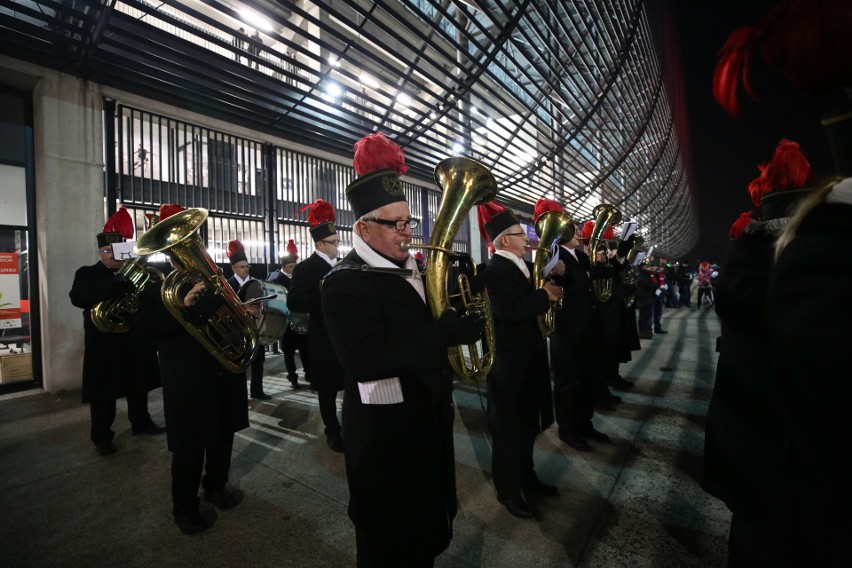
top-left (33, 72), bottom-right (105, 394)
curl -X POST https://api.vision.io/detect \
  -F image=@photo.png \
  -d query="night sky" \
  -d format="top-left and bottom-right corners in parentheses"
top-left (670, 0), bottom-right (835, 265)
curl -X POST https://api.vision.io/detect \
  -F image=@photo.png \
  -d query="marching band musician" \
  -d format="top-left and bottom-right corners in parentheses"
top-left (226, 239), bottom-right (270, 400)
top-left (322, 133), bottom-right (483, 567)
top-left (287, 199), bottom-right (345, 452)
top-left (478, 200), bottom-right (563, 520)
top-left (69, 206), bottom-right (164, 456)
top-left (581, 220), bottom-right (634, 416)
top-left (532, 198), bottom-right (597, 452)
top-left (266, 239), bottom-right (308, 389)
top-left (134, 203), bottom-right (249, 536)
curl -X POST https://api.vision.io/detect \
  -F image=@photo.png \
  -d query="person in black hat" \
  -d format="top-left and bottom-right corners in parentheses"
top-left (478, 200), bottom-right (563, 520)
top-left (266, 239), bottom-right (309, 388)
top-left (225, 239), bottom-right (270, 400)
top-left (322, 133), bottom-right (483, 567)
top-left (287, 200), bottom-right (345, 452)
top-left (69, 207), bottom-right (164, 456)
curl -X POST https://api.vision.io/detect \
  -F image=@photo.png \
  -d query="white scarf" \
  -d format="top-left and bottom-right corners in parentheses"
top-left (352, 233), bottom-right (425, 303)
top-left (826, 177), bottom-right (852, 206)
top-left (315, 249), bottom-right (336, 267)
top-left (494, 249), bottom-right (530, 280)
top-left (233, 273), bottom-right (251, 287)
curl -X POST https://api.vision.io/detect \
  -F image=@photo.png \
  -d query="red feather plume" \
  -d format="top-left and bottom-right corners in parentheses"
top-left (158, 203), bottom-right (185, 221)
top-left (299, 199), bottom-right (336, 226)
top-left (729, 211), bottom-right (754, 239)
top-left (533, 198), bottom-right (564, 221)
top-left (580, 220), bottom-right (614, 241)
top-left (286, 238), bottom-right (299, 259)
top-left (102, 207), bottom-right (135, 239)
top-left (713, 0), bottom-right (852, 117)
top-left (227, 239), bottom-right (245, 258)
top-left (746, 139), bottom-right (816, 206)
top-left (352, 133), bottom-right (409, 177)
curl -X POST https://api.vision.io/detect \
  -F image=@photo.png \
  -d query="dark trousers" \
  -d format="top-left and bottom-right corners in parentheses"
top-left (638, 303), bottom-right (653, 332)
top-left (281, 329), bottom-right (309, 380)
top-left (355, 527), bottom-right (436, 568)
top-left (654, 298), bottom-right (664, 331)
top-left (249, 349), bottom-right (266, 395)
top-left (679, 282), bottom-right (692, 306)
top-left (171, 435), bottom-right (234, 518)
top-left (89, 393), bottom-right (150, 445)
top-left (697, 286), bottom-right (714, 307)
top-left (318, 389), bottom-right (341, 438)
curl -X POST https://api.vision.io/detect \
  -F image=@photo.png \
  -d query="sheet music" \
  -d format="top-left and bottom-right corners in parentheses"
top-left (620, 220), bottom-right (638, 241)
top-left (111, 241), bottom-right (140, 260)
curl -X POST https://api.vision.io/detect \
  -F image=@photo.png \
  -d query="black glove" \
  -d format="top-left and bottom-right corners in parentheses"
top-left (438, 309), bottom-right (485, 346)
top-left (616, 235), bottom-right (635, 258)
top-left (110, 278), bottom-right (136, 297)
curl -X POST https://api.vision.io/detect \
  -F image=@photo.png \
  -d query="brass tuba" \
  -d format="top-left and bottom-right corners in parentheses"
top-left (405, 156), bottom-right (498, 383)
top-left (91, 258), bottom-right (164, 333)
top-left (587, 203), bottom-right (622, 302)
top-left (134, 208), bottom-right (259, 374)
top-left (533, 210), bottom-right (575, 337)
top-left (621, 235), bottom-right (644, 307)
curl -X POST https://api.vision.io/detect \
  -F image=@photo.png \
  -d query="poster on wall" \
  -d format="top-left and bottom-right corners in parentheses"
top-left (0, 252), bottom-right (22, 329)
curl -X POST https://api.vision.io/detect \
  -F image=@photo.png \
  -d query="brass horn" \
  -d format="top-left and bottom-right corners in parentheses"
top-left (587, 203), bottom-right (622, 302)
top-left (621, 235), bottom-right (644, 307)
top-left (90, 258), bottom-right (164, 333)
top-left (410, 156), bottom-right (498, 383)
top-left (533, 210), bottom-right (575, 337)
top-left (134, 208), bottom-right (259, 373)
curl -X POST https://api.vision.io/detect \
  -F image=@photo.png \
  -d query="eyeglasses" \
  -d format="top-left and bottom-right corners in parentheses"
top-left (503, 232), bottom-right (527, 239)
top-left (365, 217), bottom-right (420, 232)
top-left (320, 239), bottom-right (340, 246)
top-left (97, 248), bottom-right (113, 254)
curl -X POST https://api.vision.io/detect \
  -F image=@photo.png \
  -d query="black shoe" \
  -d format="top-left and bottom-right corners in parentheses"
top-left (94, 442), bottom-right (117, 456)
top-left (289, 380), bottom-right (301, 389)
top-left (251, 392), bottom-right (272, 400)
top-left (655, 329), bottom-right (668, 334)
top-left (583, 428), bottom-right (611, 444)
top-left (559, 433), bottom-right (594, 452)
top-left (132, 422), bottom-right (167, 436)
top-left (522, 477), bottom-right (559, 496)
top-left (203, 487), bottom-right (244, 511)
top-left (174, 510), bottom-right (215, 535)
top-left (497, 494), bottom-right (535, 519)
top-left (638, 330), bottom-right (653, 339)
top-left (326, 435), bottom-right (344, 453)
top-left (609, 376), bottom-right (635, 389)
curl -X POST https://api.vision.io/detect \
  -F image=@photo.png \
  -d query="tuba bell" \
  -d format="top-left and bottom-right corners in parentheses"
top-left (134, 208), bottom-right (259, 374)
top-left (532, 210), bottom-right (575, 337)
top-left (91, 257), bottom-right (164, 333)
top-left (405, 156), bottom-right (498, 383)
top-left (587, 203), bottom-right (622, 303)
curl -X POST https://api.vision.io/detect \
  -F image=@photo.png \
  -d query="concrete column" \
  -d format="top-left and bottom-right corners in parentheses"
top-left (33, 72), bottom-right (105, 394)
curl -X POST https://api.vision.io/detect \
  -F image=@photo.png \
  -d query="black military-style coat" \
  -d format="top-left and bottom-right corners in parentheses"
top-left (288, 252), bottom-right (343, 391)
top-left (134, 282), bottom-right (249, 452)
top-left (766, 202), bottom-right (852, 561)
top-left (69, 261), bottom-right (160, 403)
top-left (321, 249), bottom-right (457, 559)
top-left (702, 226), bottom-right (787, 517)
top-left (549, 246), bottom-right (596, 378)
top-left (484, 254), bottom-right (554, 431)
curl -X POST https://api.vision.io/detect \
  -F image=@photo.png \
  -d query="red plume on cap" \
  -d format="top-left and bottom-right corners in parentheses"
top-left (102, 207), bottom-right (135, 239)
top-left (286, 239), bottom-right (299, 259)
top-left (352, 133), bottom-right (409, 177)
top-left (477, 201), bottom-right (508, 241)
top-left (299, 199), bottom-right (336, 226)
top-left (227, 240), bottom-right (245, 258)
top-left (158, 203), bottom-right (185, 221)
top-left (533, 198), bottom-right (563, 221)
top-left (580, 220), bottom-right (614, 241)
top-left (746, 139), bottom-right (816, 206)
top-left (729, 211), bottom-right (754, 239)
top-left (712, 0), bottom-right (852, 117)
